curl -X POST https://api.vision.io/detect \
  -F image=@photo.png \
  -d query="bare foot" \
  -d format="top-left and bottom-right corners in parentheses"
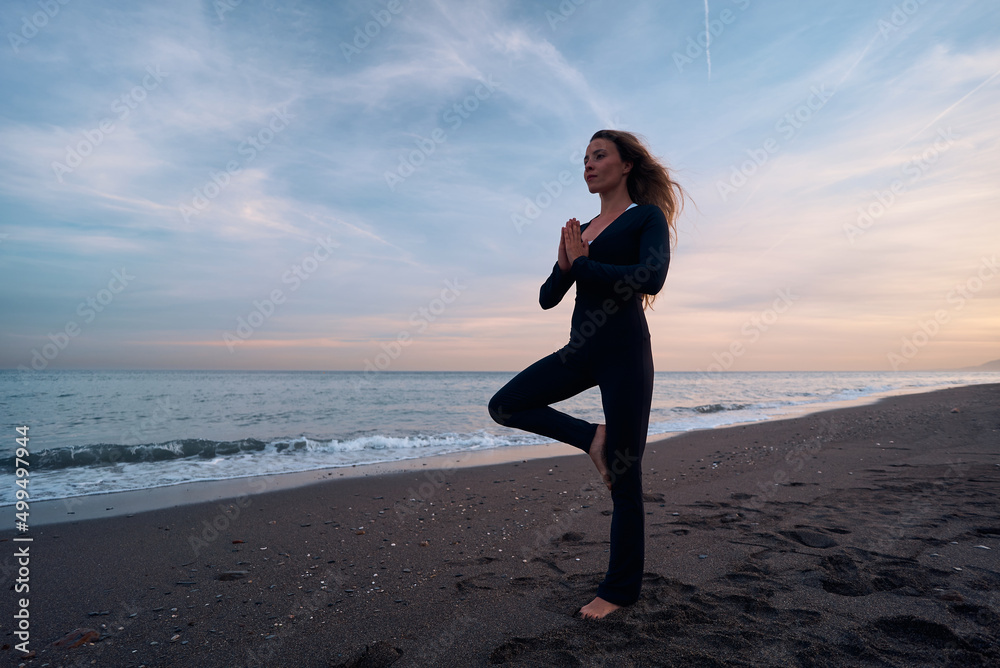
top-left (576, 596), bottom-right (621, 620)
top-left (589, 424), bottom-right (612, 491)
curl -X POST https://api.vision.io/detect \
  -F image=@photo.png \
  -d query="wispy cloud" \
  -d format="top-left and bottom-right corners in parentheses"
top-left (1, 0), bottom-right (997, 371)
top-left (704, 0), bottom-right (711, 79)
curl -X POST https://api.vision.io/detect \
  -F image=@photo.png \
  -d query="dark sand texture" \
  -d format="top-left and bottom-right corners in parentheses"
top-left (2, 384), bottom-right (998, 667)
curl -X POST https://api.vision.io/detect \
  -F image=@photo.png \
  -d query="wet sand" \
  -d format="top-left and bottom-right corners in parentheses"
top-left (2, 383), bottom-right (998, 667)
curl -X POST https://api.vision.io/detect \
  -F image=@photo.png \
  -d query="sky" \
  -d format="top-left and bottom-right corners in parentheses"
top-left (1, 0), bottom-right (998, 373)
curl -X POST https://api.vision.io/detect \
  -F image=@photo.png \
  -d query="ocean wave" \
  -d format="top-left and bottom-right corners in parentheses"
top-left (0, 438), bottom-right (268, 471)
top-left (689, 403), bottom-right (751, 414)
top-left (0, 431), bottom-right (547, 473)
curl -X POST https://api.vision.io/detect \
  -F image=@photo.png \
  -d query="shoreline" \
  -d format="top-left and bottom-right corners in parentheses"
top-left (21, 378), bottom-right (985, 527)
top-left (1, 383), bottom-right (997, 666)
top-left (25, 441), bottom-right (583, 526)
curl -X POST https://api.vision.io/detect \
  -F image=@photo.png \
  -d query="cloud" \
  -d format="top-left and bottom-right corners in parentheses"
top-left (0, 0), bottom-right (996, 371)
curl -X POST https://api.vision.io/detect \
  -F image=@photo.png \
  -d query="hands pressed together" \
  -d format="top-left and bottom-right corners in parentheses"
top-left (558, 218), bottom-right (589, 272)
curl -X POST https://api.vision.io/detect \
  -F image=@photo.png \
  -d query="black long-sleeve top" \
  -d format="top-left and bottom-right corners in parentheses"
top-left (539, 204), bottom-right (670, 344)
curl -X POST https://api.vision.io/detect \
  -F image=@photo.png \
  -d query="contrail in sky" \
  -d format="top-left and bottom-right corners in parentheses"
top-left (704, 0), bottom-right (712, 79)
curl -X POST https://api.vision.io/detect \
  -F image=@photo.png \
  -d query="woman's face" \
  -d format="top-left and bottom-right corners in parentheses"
top-left (584, 138), bottom-right (631, 194)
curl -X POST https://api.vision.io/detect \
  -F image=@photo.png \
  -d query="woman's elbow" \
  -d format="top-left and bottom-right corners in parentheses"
top-left (642, 268), bottom-right (669, 296)
top-left (539, 290), bottom-right (559, 309)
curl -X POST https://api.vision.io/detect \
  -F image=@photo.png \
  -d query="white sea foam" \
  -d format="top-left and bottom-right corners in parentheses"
top-left (2, 369), bottom-right (996, 504)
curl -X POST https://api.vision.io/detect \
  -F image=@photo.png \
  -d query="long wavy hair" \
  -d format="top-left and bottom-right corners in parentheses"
top-left (590, 129), bottom-right (686, 310)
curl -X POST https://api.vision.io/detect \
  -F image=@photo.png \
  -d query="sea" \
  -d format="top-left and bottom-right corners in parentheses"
top-left (2, 369), bottom-right (997, 506)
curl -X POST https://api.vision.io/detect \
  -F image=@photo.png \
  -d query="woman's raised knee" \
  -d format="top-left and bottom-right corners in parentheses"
top-left (487, 392), bottom-right (514, 426)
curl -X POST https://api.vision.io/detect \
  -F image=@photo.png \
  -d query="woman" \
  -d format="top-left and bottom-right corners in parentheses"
top-left (488, 129), bottom-right (684, 620)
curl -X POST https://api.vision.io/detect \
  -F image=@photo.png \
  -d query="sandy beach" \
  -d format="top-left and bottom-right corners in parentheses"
top-left (2, 383), bottom-right (998, 667)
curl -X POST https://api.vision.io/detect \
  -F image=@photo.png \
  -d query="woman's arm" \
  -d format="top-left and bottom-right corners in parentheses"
top-left (539, 261), bottom-right (576, 309)
top-left (539, 223), bottom-right (582, 309)
top-left (569, 206), bottom-right (670, 295)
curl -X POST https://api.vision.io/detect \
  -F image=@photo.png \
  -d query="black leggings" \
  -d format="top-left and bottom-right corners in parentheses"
top-left (488, 338), bottom-right (653, 606)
